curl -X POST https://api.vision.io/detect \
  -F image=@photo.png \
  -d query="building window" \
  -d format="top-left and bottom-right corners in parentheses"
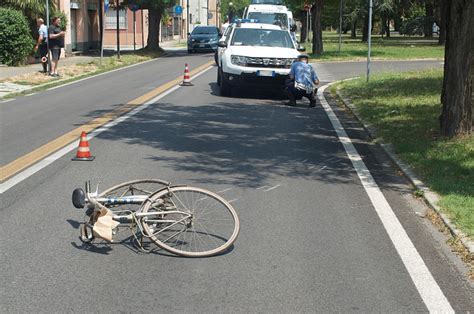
top-left (106, 9), bottom-right (127, 29)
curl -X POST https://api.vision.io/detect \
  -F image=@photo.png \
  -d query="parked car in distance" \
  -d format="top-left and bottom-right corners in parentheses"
top-left (188, 26), bottom-right (221, 53)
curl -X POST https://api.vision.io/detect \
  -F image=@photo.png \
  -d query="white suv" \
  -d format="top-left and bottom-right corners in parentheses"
top-left (217, 22), bottom-right (303, 96)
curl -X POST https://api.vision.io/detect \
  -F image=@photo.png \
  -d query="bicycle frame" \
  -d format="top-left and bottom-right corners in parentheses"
top-left (76, 181), bottom-right (193, 250)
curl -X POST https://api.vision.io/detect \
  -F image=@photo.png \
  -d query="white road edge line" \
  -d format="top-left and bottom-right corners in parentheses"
top-left (0, 65), bottom-right (214, 194)
top-left (318, 83), bottom-right (453, 313)
top-left (264, 184), bottom-right (281, 192)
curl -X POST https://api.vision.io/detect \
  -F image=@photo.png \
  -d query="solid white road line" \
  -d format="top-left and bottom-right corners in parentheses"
top-left (264, 184), bottom-right (281, 192)
top-left (0, 65), bottom-right (214, 194)
top-left (318, 84), bottom-right (453, 313)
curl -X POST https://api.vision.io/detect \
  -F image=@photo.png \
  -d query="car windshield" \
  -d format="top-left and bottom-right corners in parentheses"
top-left (248, 12), bottom-right (288, 29)
top-left (231, 28), bottom-right (294, 48)
top-left (192, 27), bottom-right (218, 34)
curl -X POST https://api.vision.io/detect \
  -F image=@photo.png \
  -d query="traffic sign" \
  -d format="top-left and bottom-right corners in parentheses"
top-left (174, 5), bottom-right (183, 15)
top-left (104, 0), bottom-right (109, 12)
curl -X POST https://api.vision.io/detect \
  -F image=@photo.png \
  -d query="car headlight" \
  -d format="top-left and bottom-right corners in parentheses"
top-left (191, 38), bottom-right (196, 42)
top-left (231, 55), bottom-right (247, 66)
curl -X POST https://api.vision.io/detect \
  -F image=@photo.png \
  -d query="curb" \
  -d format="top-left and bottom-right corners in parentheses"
top-left (332, 87), bottom-right (474, 255)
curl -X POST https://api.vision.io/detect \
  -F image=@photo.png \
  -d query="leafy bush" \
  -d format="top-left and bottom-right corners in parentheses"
top-left (51, 10), bottom-right (68, 31)
top-left (0, 8), bottom-right (34, 66)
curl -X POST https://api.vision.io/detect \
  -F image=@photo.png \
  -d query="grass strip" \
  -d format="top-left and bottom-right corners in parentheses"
top-left (335, 69), bottom-right (473, 237)
top-left (306, 32), bottom-right (445, 61)
top-left (1, 50), bottom-right (164, 99)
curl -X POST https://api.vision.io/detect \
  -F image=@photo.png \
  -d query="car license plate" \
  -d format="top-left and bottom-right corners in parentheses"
top-left (199, 44), bottom-right (205, 47)
top-left (257, 70), bottom-right (274, 77)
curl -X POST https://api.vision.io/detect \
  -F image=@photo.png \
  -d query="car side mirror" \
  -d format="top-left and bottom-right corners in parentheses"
top-left (218, 32), bottom-right (223, 37)
top-left (297, 45), bottom-right (306, 52)
top-left (290, 24), bottom-right (297, 32)
top-left (187, 32), bottom-right (191, 36)
top-left (218, 41), bottom-right (227, 48)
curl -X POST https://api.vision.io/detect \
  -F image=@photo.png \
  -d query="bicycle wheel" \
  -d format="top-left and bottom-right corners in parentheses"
top-left (140, 186), bottom-right (240, 257)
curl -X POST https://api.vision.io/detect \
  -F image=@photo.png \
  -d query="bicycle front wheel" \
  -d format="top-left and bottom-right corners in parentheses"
top-left (140, 186), bottom-right (240, 257)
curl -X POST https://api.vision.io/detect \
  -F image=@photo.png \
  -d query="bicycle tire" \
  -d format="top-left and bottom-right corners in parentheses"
top-left (140, 186), bottom-right (240, 257)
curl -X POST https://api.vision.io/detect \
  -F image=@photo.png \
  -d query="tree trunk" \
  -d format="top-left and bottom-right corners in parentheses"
top-left (394, 15), bottom-right (401, 32)
top-left (438, 0), bottom-right (446, 44)
top-left (424, 0), bottom-right (434, 38)
top-left (311, 0), bottom-right (324, 55)
top-left (301, 10), bottom-right (307, 43)
top-left (440, 0), bottom-right (473, 137)
top-left (147, 9), bottom-right (162, 50)
top-left (380, 15), bottom-right (386, 37)
top-left (351, 20), bottom-right (356, 38)
top-left (362, 14), bottom-right (368, 42)
top-left (386, 16), bottom-right (390, 37)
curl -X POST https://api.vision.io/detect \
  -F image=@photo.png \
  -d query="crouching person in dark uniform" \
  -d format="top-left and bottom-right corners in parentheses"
top-left (285, 54), bottom-right (320, 107)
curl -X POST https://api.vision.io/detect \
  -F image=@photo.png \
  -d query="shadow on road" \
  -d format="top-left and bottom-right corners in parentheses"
top-left (85, 97), bottom-right (354, 189)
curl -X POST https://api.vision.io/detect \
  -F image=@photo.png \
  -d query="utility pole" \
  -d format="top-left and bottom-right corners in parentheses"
top-left (46, 0), bottom-right (51, 73)
top-left (338, 0), bottom-right (343, 53)
top-left (367, 0), bottom-right (373, 82)
top-left (116, 0), bottom-right (120, 59)
top-left (187, 0), bottom-right (190, 34)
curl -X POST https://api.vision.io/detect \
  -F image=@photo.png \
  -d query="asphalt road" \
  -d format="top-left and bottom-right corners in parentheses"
top-left (1, 53), bottom-right (472, 312)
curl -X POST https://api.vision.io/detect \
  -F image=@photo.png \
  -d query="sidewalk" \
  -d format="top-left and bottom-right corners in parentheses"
top-left (0, 55), bottom-right (97, 80)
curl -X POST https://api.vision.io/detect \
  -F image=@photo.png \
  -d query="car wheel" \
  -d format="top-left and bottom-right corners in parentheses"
top-left (217, 67), bottom-right (221, 86)
top-left (214, 51), bottom-right (219, 65)
top-left (220, 70), bottom-right (231, 97)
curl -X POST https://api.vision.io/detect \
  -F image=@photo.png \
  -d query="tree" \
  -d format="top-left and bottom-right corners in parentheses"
top-left (439, 0), bottom-right (473, 137)
top-left (310, 0), bottom-right (325, 55)
top-left (3, 0), bottom-right (56, 38)
top-left (126, 0), bottom-right (173, 50)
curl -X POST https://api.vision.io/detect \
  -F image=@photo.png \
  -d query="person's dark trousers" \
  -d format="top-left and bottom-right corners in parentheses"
top-left (285, 79), bottom-right (316, 107)
top-left (39, 43), bottom-right (48, 73)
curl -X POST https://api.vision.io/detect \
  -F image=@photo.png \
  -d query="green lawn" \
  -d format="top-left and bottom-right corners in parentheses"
top-left (335, 69), bottom-right (474, 238)
top-left (306, 32), bottom-right (445, 61)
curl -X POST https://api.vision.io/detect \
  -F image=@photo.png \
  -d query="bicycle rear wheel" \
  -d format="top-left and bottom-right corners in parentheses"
top-left (140, 186), bottom-right (240, 257)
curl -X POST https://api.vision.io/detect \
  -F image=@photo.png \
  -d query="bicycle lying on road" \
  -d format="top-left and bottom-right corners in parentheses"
top-left (72, 179), bottom-right (240, 257)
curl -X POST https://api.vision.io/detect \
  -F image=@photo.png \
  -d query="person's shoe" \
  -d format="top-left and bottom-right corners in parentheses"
top-left (309, 100), bottom-right (316, 108)
top-left (285, 100), bottom-right (296, 107)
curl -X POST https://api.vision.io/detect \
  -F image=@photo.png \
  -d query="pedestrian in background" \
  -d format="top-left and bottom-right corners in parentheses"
top-left (48, 16), bottom-right (66, 77)
top-left (285, 54), bottom-right (319, 107)
top-left (34, 18), bottom-right (48, 74)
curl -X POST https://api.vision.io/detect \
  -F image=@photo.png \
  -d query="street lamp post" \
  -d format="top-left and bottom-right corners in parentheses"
top-left (338, 0), bottom-right (343, 53)
top-left (46, 0), bottom-right (51, 73)
top-left (366, 0), bottom-right (373, 82)
top-left (228, 2), bottom-right (233, 22)
top-left (187, 0), bottom-right (190, 35)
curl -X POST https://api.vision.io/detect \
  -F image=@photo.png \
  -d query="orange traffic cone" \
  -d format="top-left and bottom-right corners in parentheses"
top-left (179, 63), bottom-right (194, 86)
top-left (72, 131), bottom-right (95, 161)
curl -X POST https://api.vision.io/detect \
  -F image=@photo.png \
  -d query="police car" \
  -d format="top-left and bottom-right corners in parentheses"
top-left (217, 20), bottom-right (304, 96)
